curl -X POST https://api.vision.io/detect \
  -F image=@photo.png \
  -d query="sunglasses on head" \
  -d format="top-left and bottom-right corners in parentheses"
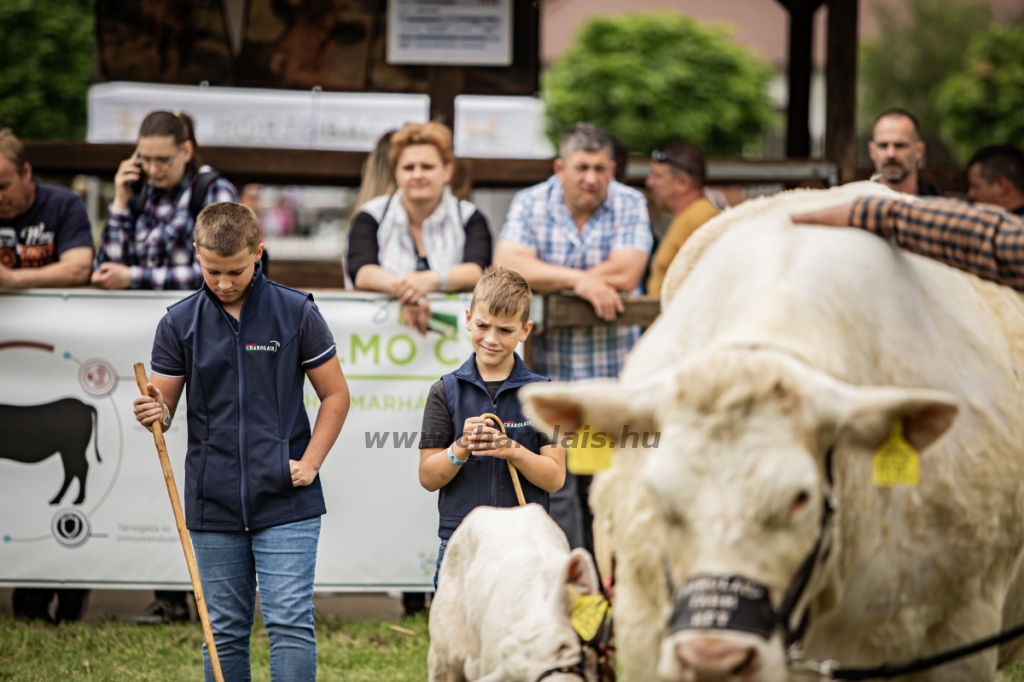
top-left (651, 149), bottom-right (699, 177)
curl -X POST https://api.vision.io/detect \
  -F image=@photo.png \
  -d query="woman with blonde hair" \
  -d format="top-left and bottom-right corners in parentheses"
top-left (347, 122), bottom-right (491, 334)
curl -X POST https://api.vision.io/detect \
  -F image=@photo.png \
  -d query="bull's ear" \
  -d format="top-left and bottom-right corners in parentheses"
top-left (520, 379), bottom-right (660, 438)
top-left (839, 386), bottom-right (959, 452)
top-left (566, 548), bottom-right (600, 596)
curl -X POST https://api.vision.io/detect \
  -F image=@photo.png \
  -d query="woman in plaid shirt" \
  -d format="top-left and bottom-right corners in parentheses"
top-left (93, 111), bottom-right (238, 290)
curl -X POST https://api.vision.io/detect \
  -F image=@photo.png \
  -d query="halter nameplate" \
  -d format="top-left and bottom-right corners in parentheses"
top-left (669, 574), bottom-right (778, 640)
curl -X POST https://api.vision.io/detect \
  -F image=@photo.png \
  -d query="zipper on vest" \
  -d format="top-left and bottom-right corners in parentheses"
top-left (215, 301), bottom-right (252, 531)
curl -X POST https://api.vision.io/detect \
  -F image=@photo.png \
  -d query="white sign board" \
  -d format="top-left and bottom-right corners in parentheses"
top-left (0, 290), bottom-right (474, 591)
top-left (87, 82), bottom-right (430, 152)
top-left (387, 0), bottom-right (513, 66)
top-left (454, 95), bottom-right (554, 159)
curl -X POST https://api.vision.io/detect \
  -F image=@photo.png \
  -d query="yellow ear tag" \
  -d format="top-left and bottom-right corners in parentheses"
top-left (567, 586), bottom-right (612, 643)
top-left (872, 420), bottom-right (920, 487)
top-left (567, 437), bottom-right (616, 476)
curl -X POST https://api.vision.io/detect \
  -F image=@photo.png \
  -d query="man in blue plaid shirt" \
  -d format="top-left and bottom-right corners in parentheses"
top-left (494, 122), bottom-right (653, 552)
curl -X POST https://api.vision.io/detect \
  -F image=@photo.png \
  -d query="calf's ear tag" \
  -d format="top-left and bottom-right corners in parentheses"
top-left (567, 586), bottom-right (611, 643)
top-left (567, 438), bottom-right (616, 476)
top-left (872, 420), bottom-right (920, 487)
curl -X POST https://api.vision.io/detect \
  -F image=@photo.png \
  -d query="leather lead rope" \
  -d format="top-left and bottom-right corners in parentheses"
top-left (480, 412), bottom-right (526, 506)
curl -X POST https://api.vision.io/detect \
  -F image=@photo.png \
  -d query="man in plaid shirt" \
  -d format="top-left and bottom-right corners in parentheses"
top-left (792, 194), bottom-right (1024, 291)
top-left (494, 123), bottom-right (653, 381)
top-left (494, 122), bottom-right (653, 553)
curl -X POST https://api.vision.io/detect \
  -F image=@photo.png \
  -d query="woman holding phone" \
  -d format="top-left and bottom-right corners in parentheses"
top-left (347, 123), bottom-right (491, 334)
top-left (93, 111), bottom-right (238, 290)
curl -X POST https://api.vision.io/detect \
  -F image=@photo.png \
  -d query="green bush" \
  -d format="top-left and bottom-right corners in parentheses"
top-left (0, 0), bottom-right (94, 140)
top-left (542, 12), bottom-right (775, 157)
top-left (858, 0), bottom-right (994, 139)
top-left (934, 25), bottom-right (1024, 163)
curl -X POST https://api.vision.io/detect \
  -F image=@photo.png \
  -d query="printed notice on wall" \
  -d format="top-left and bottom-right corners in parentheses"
top-left (387, 0), bottom-right (513, 66)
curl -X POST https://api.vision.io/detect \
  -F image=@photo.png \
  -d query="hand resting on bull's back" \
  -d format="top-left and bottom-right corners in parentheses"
top-left (790, 201), bottom-right (857, 228)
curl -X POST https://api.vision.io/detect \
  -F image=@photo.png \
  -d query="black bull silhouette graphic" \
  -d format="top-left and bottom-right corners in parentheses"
top-left (0, 398), bottom-right (101, 505)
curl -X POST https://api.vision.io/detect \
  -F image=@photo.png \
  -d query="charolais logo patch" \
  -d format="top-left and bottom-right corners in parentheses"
top-left (246, 341), bottom-right (281, 353)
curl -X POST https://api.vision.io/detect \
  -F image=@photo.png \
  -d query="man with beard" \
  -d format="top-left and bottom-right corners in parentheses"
top-left (868, 109), bottom-right (942, 197)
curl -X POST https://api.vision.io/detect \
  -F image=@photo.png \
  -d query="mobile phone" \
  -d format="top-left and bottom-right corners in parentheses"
top-left (128, 155), bottom-right (146, 196)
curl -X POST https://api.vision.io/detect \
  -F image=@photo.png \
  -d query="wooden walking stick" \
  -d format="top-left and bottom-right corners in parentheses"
top-left (480, 412), bottom-right (526, 507)
top-left (134, 363), bottom-right (225, 682)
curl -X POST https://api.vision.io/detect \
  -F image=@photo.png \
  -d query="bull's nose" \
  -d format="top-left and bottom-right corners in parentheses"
top-left (675, 636), bottom-right (759, 682)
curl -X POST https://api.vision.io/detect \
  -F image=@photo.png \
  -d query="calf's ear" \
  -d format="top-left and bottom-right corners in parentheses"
top-left (520, 379), bottom-right (660, 439)
top-left (566, 548), bottom-right (600, 596)
top-left (839, 386), bottom-right (958, 452)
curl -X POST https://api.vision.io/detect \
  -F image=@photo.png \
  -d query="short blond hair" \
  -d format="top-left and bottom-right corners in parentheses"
top-left (389, 122), bottom-right (454, 168)
top-left (470, 267), bottom-right (532, 325)
top-left (0, 129), bottom-right (27, 171)
top-left (194, 203), bottom-right (261, 256)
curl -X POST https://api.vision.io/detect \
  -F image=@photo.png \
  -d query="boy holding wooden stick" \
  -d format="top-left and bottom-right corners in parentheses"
top-left (418, 267), bottom-right (566, 587)
top-left (133, 202), bottom-right (349, 682)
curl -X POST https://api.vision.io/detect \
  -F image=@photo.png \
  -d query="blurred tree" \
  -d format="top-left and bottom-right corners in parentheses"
top-left (542, 13), bottom-right (775, 157)
top-left (0, 0), bottom-right (94, 140)
top-left (934, 26), bottom-right (1024, 163)
top-left (859, 0), bottom-right (993, 138)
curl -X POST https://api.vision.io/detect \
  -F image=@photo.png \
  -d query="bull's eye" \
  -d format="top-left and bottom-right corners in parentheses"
top-left (787, 490), bottom-right (811, 519)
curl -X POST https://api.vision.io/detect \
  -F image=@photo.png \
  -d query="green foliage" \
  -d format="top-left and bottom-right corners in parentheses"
top-left (0, 614), bottom-right (430, 681)
top-left (0, 0), bottom-right (94, 140)
top-left (859, 0), bottom-right (994, 137)
top-left (934, 25), bottom-right (1024, 163)
top-left (542, 12), bottom-right (776, 157)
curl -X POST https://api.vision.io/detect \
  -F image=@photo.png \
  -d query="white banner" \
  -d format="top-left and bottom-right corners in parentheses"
top-left (87, 82), bottom-right (430, 152)
top-left (0, 290), bottom-right (474, 591)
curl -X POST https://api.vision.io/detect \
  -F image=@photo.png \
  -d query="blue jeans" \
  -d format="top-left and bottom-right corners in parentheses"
top-left (190, 517), bottom-right (321, 682)
top-left (433, 539), bottom-right (448, 590)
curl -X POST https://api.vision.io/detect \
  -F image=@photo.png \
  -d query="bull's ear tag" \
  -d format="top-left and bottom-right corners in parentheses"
top-left (872, 420), bottom-right (920, 487)
top-left (567, 438), bottom-right (616, 476)
top-left (567, 586), bottom-right (611, 643)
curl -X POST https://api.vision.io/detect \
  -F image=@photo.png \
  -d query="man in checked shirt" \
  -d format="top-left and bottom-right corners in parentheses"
top-left (792, 194), bottom-right (1024, 292)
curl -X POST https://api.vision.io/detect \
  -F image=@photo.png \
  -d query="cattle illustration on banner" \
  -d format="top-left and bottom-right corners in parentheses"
top-left (0, 290), bottom-right (472, 591)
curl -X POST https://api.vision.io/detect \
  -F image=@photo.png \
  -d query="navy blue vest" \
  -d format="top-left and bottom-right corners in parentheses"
top-left (166, 269), bottom-right (326, 532)
top-left (438, 353), bottom-right (550, 539)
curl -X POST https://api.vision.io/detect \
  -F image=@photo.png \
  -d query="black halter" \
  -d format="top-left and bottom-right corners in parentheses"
top-left (665, 448), bottom-right (837, 648)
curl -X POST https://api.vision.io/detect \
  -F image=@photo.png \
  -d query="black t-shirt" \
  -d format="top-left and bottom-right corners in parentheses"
top-left (418, 379), bottom-right (552, 450)
top-left (0, 182), bottom-right (92, 269)
top-left (1011, 205), bottom-right (1024, 217)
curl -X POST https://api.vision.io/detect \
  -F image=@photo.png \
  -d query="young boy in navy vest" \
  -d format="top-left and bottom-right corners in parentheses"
top-left (132, 202), bottom-right (349, 682)
top-left (418, 266), bottom-right (566, 587)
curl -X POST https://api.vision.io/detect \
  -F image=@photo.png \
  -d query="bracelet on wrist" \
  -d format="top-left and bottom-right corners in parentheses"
top-left (448, 445), bottom-right (467, 466)
top-left (438, 269), bottom-right (449, 292)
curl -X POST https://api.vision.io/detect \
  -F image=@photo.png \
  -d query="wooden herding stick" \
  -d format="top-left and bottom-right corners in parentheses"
top-left (480, 412), bottom-right (526, 507)
top-left (133, 363), bottom-right (225, 682)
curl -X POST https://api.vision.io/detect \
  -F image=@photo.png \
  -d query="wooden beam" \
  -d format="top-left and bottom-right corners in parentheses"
top-left (825, 0), bottom-right (859, 182)
top-left (428, 66), bottom-right (465, 128)
top-left (544, 294), bottom-right (660, 328)
top-left (782, 0), bottom-right (824, 158)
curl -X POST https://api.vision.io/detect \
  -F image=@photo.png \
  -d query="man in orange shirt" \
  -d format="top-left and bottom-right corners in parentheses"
top-left (645, 141), bottom-right (719, 296)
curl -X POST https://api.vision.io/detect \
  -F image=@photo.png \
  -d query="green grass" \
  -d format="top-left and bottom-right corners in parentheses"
top-left (5, 614), bottom-right (1024, 681)
top-left (0, 614), bottom-right (429, 681)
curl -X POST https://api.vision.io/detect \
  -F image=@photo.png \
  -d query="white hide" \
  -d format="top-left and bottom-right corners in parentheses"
top-left (428, 504), bottom-right (601, 682)
top-left (522, 183), bottom-right (1024, 681)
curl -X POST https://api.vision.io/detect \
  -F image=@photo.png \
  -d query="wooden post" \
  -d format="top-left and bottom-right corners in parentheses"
top-left (825, 0), bottom-right (859, 184)
top-left (780, 0), bottom-right (823, 158)
top-left (133, 364), bottom-right (225, 682)
top-left (427, 66), bottom-right (465, 128)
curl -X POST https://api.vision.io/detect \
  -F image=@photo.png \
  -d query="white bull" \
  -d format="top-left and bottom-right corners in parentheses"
top-left (428, 504), bottom-right (602, 682)
top-left (521, 183), bottom-right (1024, 681)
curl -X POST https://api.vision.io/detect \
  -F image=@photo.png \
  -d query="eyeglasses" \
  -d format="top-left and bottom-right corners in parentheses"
top-left (651, 149), bottom-right (700, 178)
top-left (136, 146), bottom-right (182, 170)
